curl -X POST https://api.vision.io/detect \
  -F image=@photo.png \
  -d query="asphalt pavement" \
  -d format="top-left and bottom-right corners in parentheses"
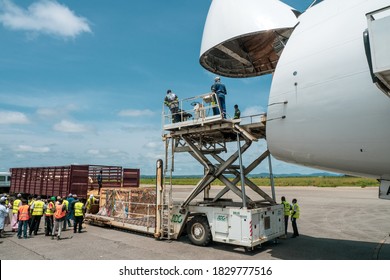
top-left (1, 186), bottom-right (390, 260)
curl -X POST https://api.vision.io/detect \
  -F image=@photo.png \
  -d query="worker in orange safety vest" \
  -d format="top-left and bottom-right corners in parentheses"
top-left (52, 197), bottom-right (67, 240)
top-left (17, 199), bottom-right (30, 239)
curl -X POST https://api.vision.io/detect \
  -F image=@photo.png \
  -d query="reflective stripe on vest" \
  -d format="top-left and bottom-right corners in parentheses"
top-left (45, 202), bottom-right (55, 216)
top-left (74, 202), bottom-right (84, 217)
top-left (291, 203), bottom-right (300, 219)
top-left (282, 201), bottom-right (291, 216)
top-left (86, 197), bottom-right (95, 210)
top-left (54, 204), bottom-right (66, 219)
top-left (18, 205), bottom-right (30, 221)
top-left (32, 201), bottom-right (44, 216)
top-left (63, 199), bottom-right (69, 211)
top-left (13, 199), bottom-right (21, 214)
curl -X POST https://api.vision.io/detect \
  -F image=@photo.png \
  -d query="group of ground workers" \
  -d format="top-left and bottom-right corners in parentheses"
top-left (0, 193), bottom-right (98, 240)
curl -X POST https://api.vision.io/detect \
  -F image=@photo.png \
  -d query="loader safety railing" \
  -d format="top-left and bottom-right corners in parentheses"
top-left (162, 92), bottom-right (224, 130)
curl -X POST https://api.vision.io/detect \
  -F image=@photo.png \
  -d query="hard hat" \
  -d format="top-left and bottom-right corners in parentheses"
top-left (214, 76), bottom-right (220, 82)
top-left (90, 194), bottom-right (94, 198)
top-left (17, 193), bottom-right (22, 198)
top-left (51, 196), bottom-right (56, 201)
top-left (68, 193), bottom-right (72, 197)
top-left (72, 194), bottom-right (77, 198)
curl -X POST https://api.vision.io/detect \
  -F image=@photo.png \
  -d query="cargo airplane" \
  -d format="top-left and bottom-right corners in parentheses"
top-left (199, 0), bottom-right (390, 199)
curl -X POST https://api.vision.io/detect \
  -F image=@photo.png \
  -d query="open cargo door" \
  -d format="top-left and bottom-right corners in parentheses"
top-left (200, 0), bottom-right (299, 78)
top-left (366, 6), bottom-right (390, 97)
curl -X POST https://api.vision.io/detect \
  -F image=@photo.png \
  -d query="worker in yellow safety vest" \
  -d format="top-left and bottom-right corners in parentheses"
top-left (11, 193), bottom-right (22, 232)
top-left (85, 194), bottom-right (98, 213)
top-left (73, 196), bottom-right (85, 233)
top-left (62, 197), bottom-right (69, 231)
top-left (44, 197), bottom-right (56, 236)
top-left (281, 196), bottom-right (291, 238)
top-left (29, 196), bottom-right (44, 236)
top-left (290, 198), bottom-right (300, 238)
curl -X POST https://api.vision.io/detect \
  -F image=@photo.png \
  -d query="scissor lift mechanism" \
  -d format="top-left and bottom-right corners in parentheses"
top-left (165, 120), bottom-right (276, 208)
top-left (159, 117), bottom-right (284, 248)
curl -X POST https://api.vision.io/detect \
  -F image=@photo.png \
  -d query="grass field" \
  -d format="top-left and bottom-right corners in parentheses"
top-left (141, 176), bottom-right (379, 188)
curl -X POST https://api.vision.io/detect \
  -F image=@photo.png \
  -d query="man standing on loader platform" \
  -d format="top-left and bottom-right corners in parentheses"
top-left (164, 89), bottom-right (180, 123)
top-left (211, 76), bottom-right (227, 118)
top-left (233, 104), bottom-right (241, 119)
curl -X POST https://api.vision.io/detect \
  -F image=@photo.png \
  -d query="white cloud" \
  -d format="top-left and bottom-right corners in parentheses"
top-left (15, 144), bottom-right (50, 153)
top-left (0, 110), bottom-right (29, 124)
top-left (144, 142), bottom-right (160, 149)
top-left (0, 0), bottom-right (91, 38)
top-left (118, 109), bottom-right (155, 117)
top-left (36, 107), bottom-right (59, 117)
top-left (36, 103), bottom-right (78, 117)
top-left (87, 149), bottom-right (100, 155)
top-left (53, 120), bottom-right (88, 133)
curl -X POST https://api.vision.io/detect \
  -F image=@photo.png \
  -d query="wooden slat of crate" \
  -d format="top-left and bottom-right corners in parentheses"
top-left (98, 187), bottom-right (156, 217)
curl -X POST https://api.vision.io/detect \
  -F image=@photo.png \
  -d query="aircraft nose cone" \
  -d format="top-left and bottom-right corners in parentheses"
top-left (200, 0), bottom-right (299, 78)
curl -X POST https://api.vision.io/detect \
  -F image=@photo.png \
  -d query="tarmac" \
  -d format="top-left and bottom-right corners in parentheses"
top-left (1, 186), bottom-right (390, 260)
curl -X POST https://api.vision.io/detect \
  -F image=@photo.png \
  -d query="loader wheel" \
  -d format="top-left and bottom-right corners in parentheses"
top-left (187, 216), bottom-right (212, 246)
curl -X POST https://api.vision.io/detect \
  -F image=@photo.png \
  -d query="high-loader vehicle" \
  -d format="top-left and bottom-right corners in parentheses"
top-left (87, 93), bottom-right (284, 250)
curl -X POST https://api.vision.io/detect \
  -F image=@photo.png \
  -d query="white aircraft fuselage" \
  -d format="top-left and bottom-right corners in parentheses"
top-left (200, 0), bottom-right (390, 183)
top-left (267, 0), bottom-right (390, 180)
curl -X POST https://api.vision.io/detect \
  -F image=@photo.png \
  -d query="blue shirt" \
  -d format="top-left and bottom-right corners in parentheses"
top-left (212, 82), bottom-right (227, 95)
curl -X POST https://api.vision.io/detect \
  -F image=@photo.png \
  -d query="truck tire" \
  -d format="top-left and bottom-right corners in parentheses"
top-left (187, 215), bottom-right (212, 246)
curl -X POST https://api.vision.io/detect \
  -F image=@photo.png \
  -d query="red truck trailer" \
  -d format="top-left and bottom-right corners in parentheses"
top-left (9, 165), bottom-right (140, 199)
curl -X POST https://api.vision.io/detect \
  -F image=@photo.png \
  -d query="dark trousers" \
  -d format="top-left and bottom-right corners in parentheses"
top-left (212, 103), bottom-right (220, 115)
top-left (291, 218), bottom-right (299, 237)
top-left (170, 107), bottom-right (180, 123)
top-left (29, 215), bottom-right (42, 235)
top-left (74, 216), bottom-right (84, 233)
top-left (17, 220), bottom-right (28, 238)
top-left (45, 215), bottom-right (53, 236)
top-left (284, 215), bottom-right (289, 235)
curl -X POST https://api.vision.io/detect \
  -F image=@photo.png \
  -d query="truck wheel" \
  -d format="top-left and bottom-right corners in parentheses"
top-left (187, 216), bottom-right (212, 246)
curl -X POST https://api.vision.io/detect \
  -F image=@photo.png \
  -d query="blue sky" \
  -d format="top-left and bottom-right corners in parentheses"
top-left (0, 0), bottom-right (325, 176)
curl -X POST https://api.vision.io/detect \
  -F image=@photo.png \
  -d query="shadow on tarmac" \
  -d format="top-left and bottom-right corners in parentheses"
top-left (196, 234), bottom-right (390, 260)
